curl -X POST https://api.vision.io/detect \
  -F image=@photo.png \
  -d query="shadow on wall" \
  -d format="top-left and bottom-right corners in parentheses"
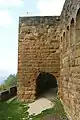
top-left (36, 72), bottom-right (58, 98)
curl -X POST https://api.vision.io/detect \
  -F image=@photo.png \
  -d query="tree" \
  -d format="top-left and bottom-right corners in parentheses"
top-left (4, 74), bottom-right (17, 89)
top-left (0, 84), bottom-right (6, 91)
top-left (0, 74), bottom-right (17, 91)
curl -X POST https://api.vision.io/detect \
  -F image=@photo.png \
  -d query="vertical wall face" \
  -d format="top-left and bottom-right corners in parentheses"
top-left (18, 0), bottom-right (80, 119)
top-left (18, 16), bottom-right (60, 102)
top-left (60, 0), bottom-right (80, 119)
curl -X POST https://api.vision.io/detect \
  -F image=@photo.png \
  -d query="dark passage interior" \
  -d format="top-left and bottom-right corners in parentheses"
top-left (36, 72), bottom-right (58, 98)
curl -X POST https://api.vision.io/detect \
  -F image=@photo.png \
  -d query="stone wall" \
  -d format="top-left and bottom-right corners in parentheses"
top-left (0, 86), bottom-right (17, 101)
top-left (59, 0), bottom-right (80, 119)
top-left (18, 16), bottom-right (61, 102)
top-left (18, 0), bottom-right (80, 119)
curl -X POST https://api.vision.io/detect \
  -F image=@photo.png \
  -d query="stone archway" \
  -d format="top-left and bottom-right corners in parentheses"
top-left (76, 8), bottom-right (80, 43)
top-left (66, 26), bottom-right (70, 48)
top-left (70, 18), bottom-right (75, 46)
top-left (35, 72), bottom-right (58, 98)
top-left (63, 32), bottom-right (66, 52)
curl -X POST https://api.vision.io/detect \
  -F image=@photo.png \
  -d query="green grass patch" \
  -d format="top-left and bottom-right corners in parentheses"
top-left (0, 96), bottom-right (68, 120)
top-left (0, 97), bottom-right (29, 120)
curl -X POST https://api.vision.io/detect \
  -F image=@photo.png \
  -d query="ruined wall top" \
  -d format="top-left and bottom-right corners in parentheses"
top-left (19, 16), bottom-right (60, 27)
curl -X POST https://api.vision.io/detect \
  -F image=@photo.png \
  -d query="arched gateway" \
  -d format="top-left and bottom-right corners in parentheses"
top-left (18, 16), bottom-right (60, 102)
top-left (36, 72), bottom-right (58, 98)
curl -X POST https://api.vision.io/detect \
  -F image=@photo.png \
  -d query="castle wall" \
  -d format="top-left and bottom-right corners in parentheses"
top-left (18, 16), bottom-right (61, 102)
top-left (18, 0), bottom-right (80, 119)
top-left (60, 0), bottom-right (80, 119)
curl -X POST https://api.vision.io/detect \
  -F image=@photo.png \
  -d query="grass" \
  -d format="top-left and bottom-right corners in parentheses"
top-left (0, 96), bottom-right (68, 120)
top-left (0, 97), bottom-right (29, 120)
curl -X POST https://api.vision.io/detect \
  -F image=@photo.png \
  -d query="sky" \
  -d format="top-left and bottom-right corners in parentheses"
top-left (0, 0), bottom-right (65, 80)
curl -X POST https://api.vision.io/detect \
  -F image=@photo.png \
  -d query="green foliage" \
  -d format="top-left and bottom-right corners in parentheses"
top-left (0, 84), bottom-right (6, 91)
top-left (0, 97), bottom-right (29, 120)
top-left (4, 74), bottom-right (17, 88)
top-left (0, 74), bottom-right (17, 91)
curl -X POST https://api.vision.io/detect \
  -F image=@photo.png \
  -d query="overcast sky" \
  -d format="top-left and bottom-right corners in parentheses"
top-left (0, 0), bottom-right (65, 79)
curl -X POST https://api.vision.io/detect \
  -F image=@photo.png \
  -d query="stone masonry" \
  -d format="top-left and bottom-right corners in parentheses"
top-left (18, 16), bottom-right (60, 101)
top-left (18, 0), bottom-right (80, 119)
top-left (59, 0), bottom-right (80, 120)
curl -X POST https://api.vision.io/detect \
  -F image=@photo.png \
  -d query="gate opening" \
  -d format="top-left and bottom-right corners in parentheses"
top-left (35, 72), bottom-right (58, 98)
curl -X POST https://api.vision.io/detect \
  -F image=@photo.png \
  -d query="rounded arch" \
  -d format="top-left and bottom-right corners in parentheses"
top-left (63, 31), bottom-right (66, 52)
top-left (70, 18), bottom-right (75, 46)
top-left (35, 72), bottom-right (58, 98)
top-left (66, 25), bottom-right (70, 48)
top-left (67, 26), bottom-right (69, 31)
top-left (63, 31), bottom-right (65, 37)
top-left (76, 8), bottom-right (80, 43)
top-left (61, 36), bottom-right (62, 42)
top-left (71, 18), bottom-right (74, 25)
top-left (60, 36), bottom-right (63, 54)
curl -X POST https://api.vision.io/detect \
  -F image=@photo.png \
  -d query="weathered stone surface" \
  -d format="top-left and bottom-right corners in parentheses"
top-left (18, 16), bottom-right (60, 102)
top-left (0, 86), bottom-right (17, 101)
top-left (60, 0), bottom-right (80, 119)
top-left (18, 0), bottom-right (80, 119)
top-left (10, 86), bottom-right (17, 97)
